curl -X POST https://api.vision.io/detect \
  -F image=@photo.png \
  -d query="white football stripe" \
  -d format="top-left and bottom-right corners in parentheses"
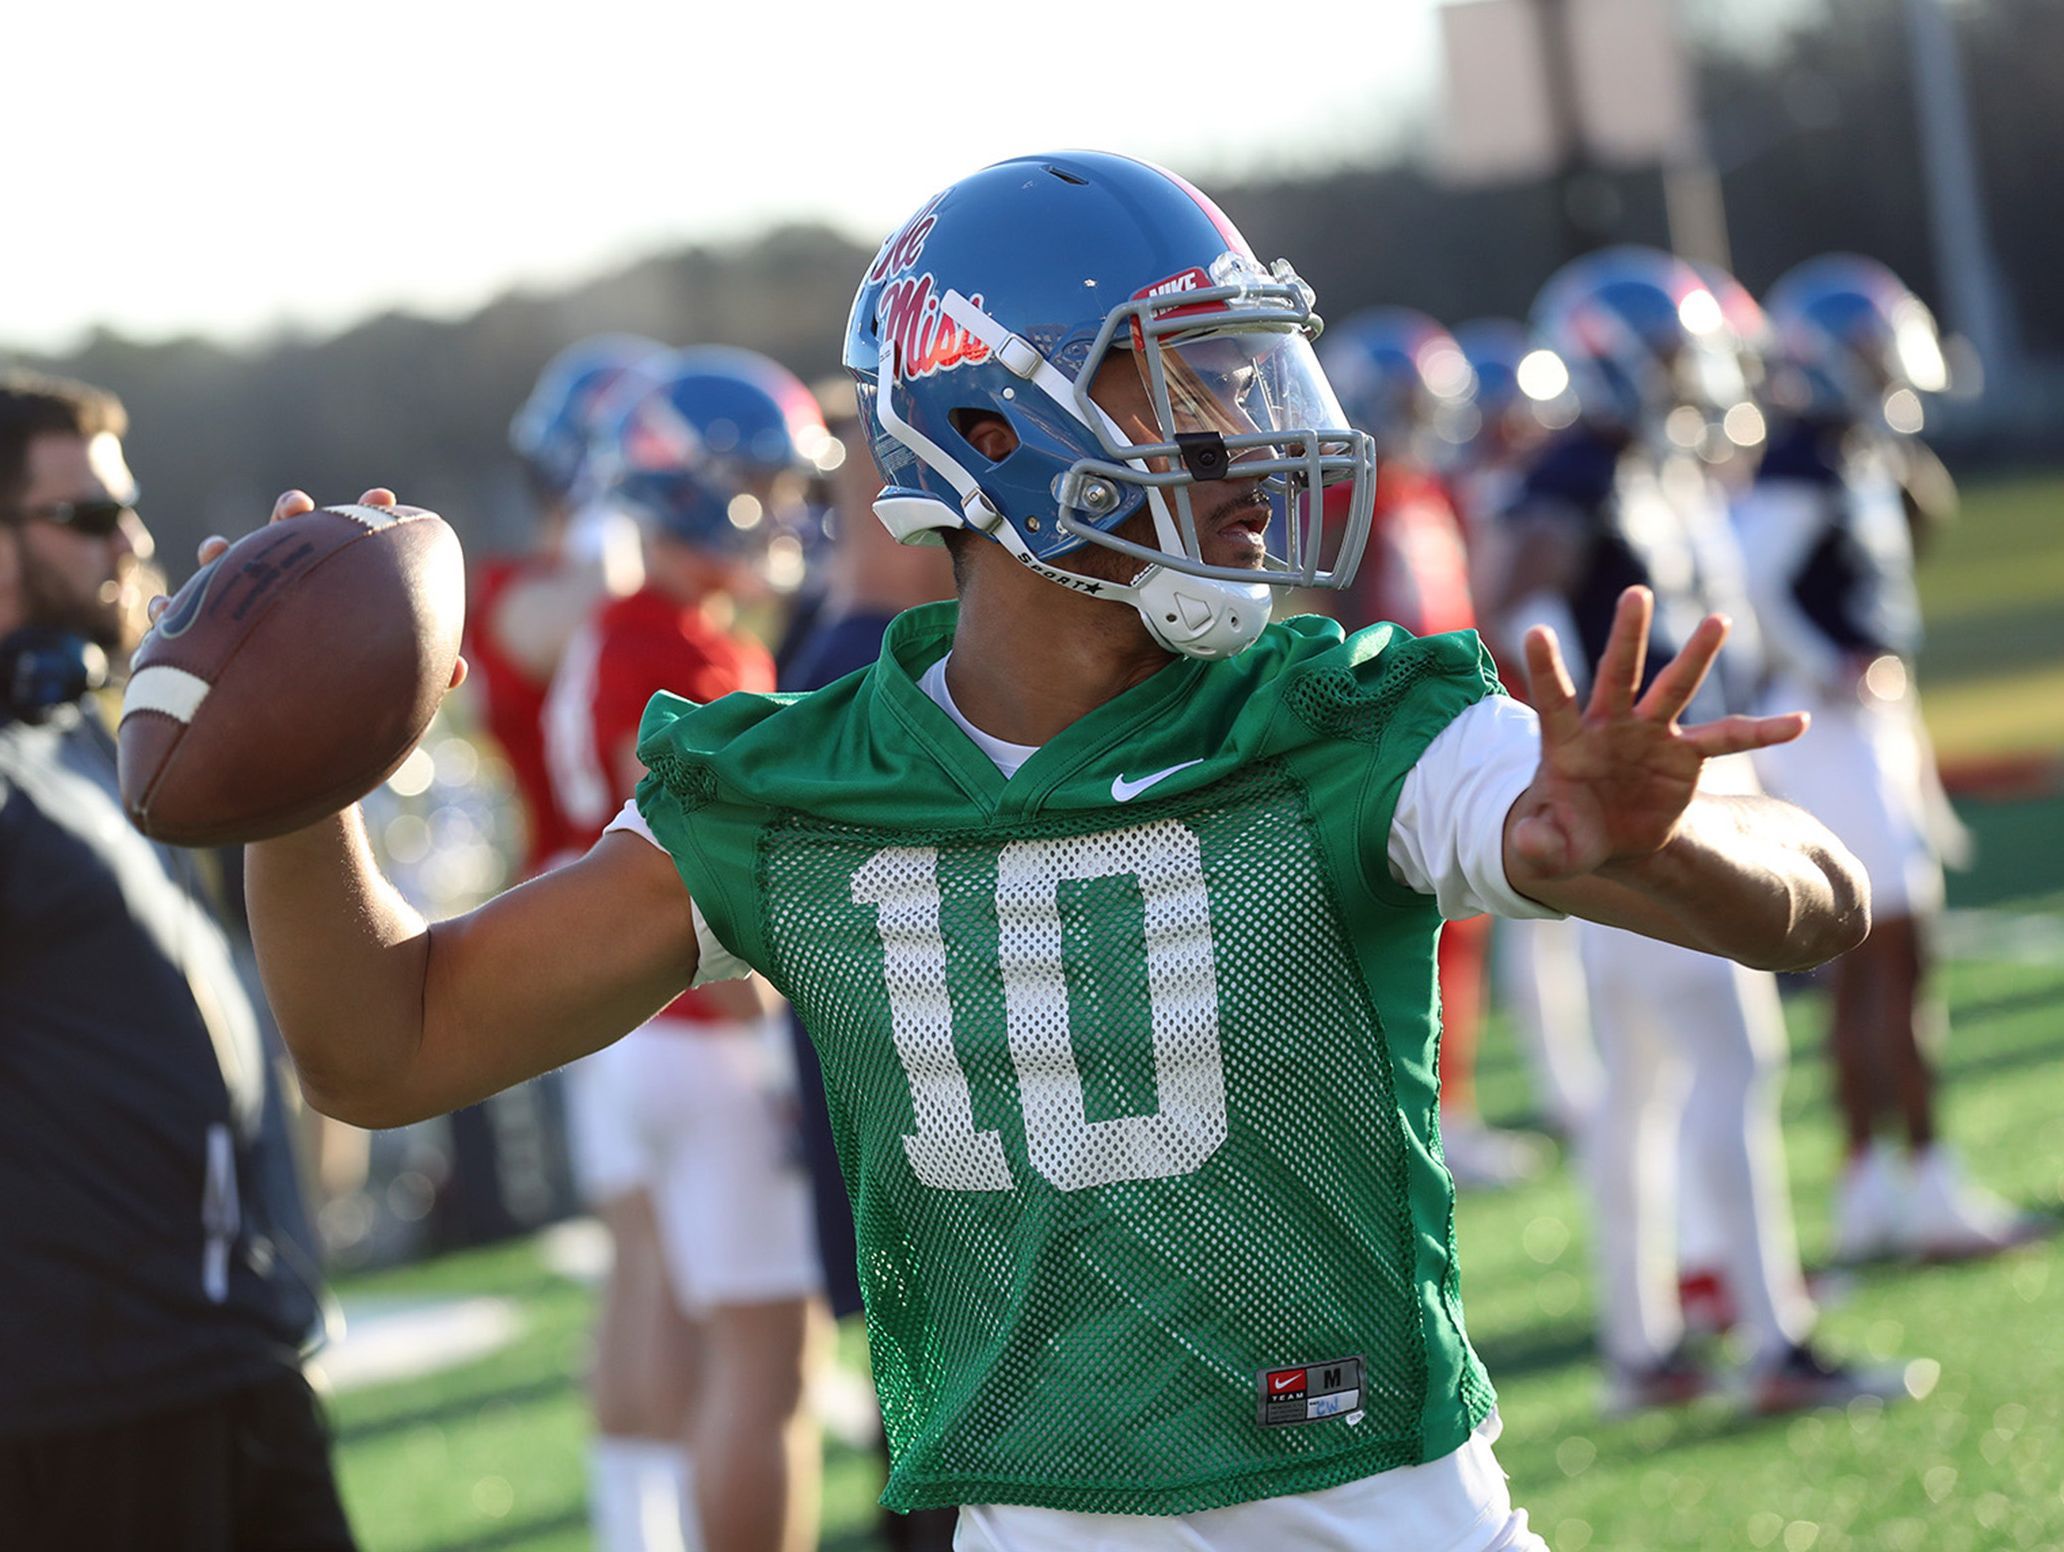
top-left (123, 665), bottom-right (211, 725)
top-left (326, 503), bottom-right (404, 528)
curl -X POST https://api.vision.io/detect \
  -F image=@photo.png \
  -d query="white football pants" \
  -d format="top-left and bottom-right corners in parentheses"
top-left (1577, 920), bottom-right (1817, 1368)
top-left (1493, 914), bottom-right (1601, 1138)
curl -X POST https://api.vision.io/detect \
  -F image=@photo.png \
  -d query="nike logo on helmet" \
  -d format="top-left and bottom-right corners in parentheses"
top-left (1111, 760), bottom-right (1204, 803)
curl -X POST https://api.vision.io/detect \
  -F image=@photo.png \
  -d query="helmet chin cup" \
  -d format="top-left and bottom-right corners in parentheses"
top-left (1133, 568), bottom-right (1272, 660)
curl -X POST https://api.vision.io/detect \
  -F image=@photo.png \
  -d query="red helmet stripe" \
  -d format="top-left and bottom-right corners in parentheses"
top-left (1146, 159), bottom-right (1254, 259)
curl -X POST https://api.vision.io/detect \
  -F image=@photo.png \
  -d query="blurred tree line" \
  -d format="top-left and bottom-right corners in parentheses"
top-left (10, 0), bottom-right (2058, 578)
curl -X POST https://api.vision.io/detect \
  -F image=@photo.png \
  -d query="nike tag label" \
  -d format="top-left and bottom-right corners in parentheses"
top-left (1111, 760), bottom-right (1203, 803)
top-left (1256, 1355), bottom-right (1364, 1428)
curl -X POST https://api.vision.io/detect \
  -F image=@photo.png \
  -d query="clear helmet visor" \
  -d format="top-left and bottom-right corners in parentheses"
top-left (1095, 327), bottom-right (1353, 462)
top-left (1057, 265), bottom-right (1376, 592)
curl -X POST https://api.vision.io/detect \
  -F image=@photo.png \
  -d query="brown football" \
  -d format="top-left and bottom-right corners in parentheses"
top-left (118, 503), bottom-right (465, 846)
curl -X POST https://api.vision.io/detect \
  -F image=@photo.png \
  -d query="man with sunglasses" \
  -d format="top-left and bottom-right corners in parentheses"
top-left (0, 373), bottom-right (357, 1550)
top-left (234, 155), bottom-right (1869, 1551)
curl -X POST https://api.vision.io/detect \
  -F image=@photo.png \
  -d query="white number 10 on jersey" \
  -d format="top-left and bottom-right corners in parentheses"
top-left (852, 819), bottom-right (1228, 1193)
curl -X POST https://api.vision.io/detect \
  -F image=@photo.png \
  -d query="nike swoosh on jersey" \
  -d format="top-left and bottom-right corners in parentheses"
top-left (1111, 760), bottom-right (1205, 803)
top-left (1271, 1371), bottom-right (1305, 1391)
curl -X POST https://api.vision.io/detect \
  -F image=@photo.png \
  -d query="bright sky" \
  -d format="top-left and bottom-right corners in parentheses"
top-left (5, 0), bottom-right (1450, 352)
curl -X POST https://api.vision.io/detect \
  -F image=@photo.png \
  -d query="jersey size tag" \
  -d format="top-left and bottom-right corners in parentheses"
top-left (1256, 1355), bottom-right (1364, 1427)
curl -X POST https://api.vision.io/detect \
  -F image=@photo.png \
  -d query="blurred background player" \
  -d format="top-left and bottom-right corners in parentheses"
top-left (544, 349), bottom-right (828, 1552)
top-left (1319, 307), bottom-right (1548, 1189)
top-left (778, 376), bottom-right (957, 1552)
top-left (485, 333), bottom-right (664, 879)
top-left (481, 337), bottom-right (676, 1551)
top-left (1690, 262), bottom-right (1778, 493)
top-left (1446, 318), bottom-right (1579, 560)
top-left (780, 376), bottom-right (953, 695)
top-left (1447, 319), bottom-right (1600, 1145)
top-left (1741, 255), bottom-right (2039, 1264)
top-left (612, 344), bottom-right (834, 628)
top-left (1486, 249), bottom-right (1889, 1413)
top-left (0, 373), bottom-right (355, 1549)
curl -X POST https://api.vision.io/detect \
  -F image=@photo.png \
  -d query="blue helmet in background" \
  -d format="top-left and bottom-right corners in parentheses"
top-left (1765, 255), bottom-right (1949, 434)
top-left (642, 345), bottom-right (838, 481)
top-left (1532, 247), bottom-right (1748, 453)
top-left (842, 150), bottom-right (1375, 660)
top-left (1450, 317), bottom-right (1576, 461)
top-left (509, 333), bottom-right (669, 500)
top-left (1452, 317), bottom-right (1530, 423)
top-left (596, 349), bottom-right (829, 588)
top-left (1319, 307), bottom-right (1475, 456)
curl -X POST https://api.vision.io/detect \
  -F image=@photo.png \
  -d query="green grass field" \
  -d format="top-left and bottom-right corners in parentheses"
top-left (1917, 473), bottom-right (2064, 760)
top-left (326, 475), bottom-right (2064, 1551)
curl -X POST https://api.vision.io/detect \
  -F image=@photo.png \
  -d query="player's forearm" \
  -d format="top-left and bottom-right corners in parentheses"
top-left (251, 825), bottom-right (702, 1129)
top-left (1521, 795), bottom-right (1872, 972)
top-left (245, 807), bottom-right (436, 1125)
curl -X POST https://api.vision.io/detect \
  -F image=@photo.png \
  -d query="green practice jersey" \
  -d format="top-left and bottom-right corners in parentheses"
top-left (634, 602), bottom-right (1504, 1515)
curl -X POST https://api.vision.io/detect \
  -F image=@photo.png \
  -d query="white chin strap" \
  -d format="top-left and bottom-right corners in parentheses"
top-left (981, 510), bottom-right (1272, 660)
top-left (1134, 565), bottom-right (1274, 660)
top-left (874, 289), bottom-right (1274, 660)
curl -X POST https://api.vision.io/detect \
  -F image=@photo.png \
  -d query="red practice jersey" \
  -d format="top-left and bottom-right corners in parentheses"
top-left (1330, 464), bottom-right (1477, 639)
top-left (468, 558), bottom-right (580, 877)
top-left (544, 585), bottom-right (776, 1024)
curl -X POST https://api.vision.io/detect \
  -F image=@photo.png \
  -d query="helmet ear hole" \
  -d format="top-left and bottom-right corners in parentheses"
top-left (951, 408), bottom-right (1019, 464)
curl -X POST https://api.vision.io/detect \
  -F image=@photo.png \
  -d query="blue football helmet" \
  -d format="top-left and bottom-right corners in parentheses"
top-left (1450, 317), bottom-right (1576, 461)
top-left (1318, 307), bottom-right (1476, 457)
top-left (509, 334), bottom-right (669, 500)
top-left (594, 347), bottom-right (833, 583)
top-left (842, 151), bottom-right (1376, 660)
top-left (1532, 247), bottom-right (1748, 451)
top-left (639, 345), bottom-right (837, 481)
top-left (1765, 255), bottom-right (1948, 433)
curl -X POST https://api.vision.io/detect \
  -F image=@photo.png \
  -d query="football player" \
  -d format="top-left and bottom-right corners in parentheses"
top-left (544, 351), bottom-right (831, 1552)
top-left (1446, 318), bottom-right (1578, 560)
top-left (484, 334), bottom-right (665, 879)
top-left (1445, 322), bottom-right (1600, 1145)
top-left (484, 337), bottom-right (679, 1550)
top-left (1483, 247), bottom-right (1897, 1415)
top-left (225, 155), bottom-right (1870, 1551)
top-left (1740, 255), bottom-right (2037, 1264)
top-left (1318, 307), bottom-right (1547, 1190)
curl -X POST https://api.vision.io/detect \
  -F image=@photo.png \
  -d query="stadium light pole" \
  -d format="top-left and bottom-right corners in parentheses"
top-left (1903, 0), bottom-right (2020, 414)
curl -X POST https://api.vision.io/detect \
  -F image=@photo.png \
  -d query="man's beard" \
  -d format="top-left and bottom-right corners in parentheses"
top-left (18, 542), bottom-right (127, 655)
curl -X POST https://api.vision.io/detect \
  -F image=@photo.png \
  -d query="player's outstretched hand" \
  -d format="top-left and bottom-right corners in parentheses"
top-left (1505, 586), bottom-right (1807, 883)
top-left (146, 488), bottom-right (467, 691)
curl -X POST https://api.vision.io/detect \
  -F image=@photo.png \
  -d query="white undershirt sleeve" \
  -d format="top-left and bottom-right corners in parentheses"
top-left (1386, 697), bottom-right (1565, 921)
top-left (603, 799), bottom-right (754, 985)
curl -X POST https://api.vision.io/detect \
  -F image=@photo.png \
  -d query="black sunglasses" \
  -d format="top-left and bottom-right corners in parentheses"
top-left (3, 499), bottom-right (136, 538)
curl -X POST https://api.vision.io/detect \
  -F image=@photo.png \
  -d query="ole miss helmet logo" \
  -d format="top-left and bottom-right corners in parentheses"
top-left (869, 192), bottom-right (993, 380)
top-left (879, 273), bottom-right (992, 381)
